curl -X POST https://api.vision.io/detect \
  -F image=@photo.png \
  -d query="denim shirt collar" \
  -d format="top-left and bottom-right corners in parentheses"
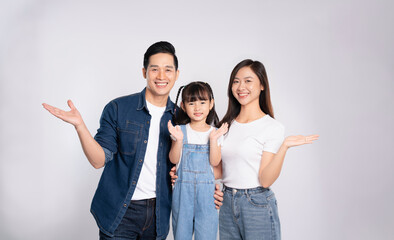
top-left (137, 88), bottom-right (175, 114)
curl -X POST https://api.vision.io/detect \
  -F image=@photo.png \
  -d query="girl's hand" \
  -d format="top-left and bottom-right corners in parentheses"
top-left (42, 100), bottom-right (84, 128)
top-left (167, 120), bottom-right (183, 142)
top-left (283, 134), bottom-right (319, 148)
top-left (210, 122), bottom-right (228, 141)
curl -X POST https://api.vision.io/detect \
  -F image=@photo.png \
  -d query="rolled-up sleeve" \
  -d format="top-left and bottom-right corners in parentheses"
top-left (102, 147), bottom-right (114, 164)
top-left (94, 101), bottom-right (118, 154)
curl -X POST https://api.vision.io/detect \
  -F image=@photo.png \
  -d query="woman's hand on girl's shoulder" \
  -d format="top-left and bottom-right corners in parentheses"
top-left (167, 120), bottom-right (184, 142)
top-left (283, 134), bottom-right (319, 148)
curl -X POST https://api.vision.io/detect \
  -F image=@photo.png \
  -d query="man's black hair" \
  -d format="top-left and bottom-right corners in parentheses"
top-left (143, 41), bottom-right (178, 70)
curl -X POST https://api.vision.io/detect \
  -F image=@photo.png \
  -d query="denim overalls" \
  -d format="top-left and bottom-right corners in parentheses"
top-left (172, 125), bottom-right (218, 240)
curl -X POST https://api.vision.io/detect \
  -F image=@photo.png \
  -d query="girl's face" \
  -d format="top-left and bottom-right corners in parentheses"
top-left (182, 98), bottom-right (214, 124)
top-left (231, 66), bottom-right (264, 107)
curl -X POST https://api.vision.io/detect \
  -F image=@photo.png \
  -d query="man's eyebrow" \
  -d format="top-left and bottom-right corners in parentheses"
top-left (149, 65), bottom-right (174, 68)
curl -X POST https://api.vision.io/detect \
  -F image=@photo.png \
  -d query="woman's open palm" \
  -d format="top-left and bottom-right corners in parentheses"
top-left (284, 134), bottom-right (319, 148)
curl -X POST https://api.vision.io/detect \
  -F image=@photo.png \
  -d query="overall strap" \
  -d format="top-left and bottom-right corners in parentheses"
top-left (180, 125), bottom-right (188, 145)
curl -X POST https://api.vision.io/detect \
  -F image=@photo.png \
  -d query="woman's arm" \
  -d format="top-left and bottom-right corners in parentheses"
top-left (168, 121), bottom-right (183, 164)
top-left (258, 135), bottom-right (319, 188)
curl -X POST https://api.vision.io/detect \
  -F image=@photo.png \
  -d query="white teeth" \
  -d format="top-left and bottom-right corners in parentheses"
top-left (156, 83), bottom-right (167, 86)
top-left (239, 93), bottom-right (248, 96)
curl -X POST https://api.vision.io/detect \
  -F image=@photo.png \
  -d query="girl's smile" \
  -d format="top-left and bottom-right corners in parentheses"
top-left (182, 100), bottom-right (214, 124)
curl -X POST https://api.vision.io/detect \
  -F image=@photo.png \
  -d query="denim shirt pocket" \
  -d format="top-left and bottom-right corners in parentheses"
top-left (117, 120), bottom-right (142, 156)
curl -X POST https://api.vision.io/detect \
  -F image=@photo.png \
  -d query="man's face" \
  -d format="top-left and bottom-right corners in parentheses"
top-left (143, 53), bottom-right (179, 99)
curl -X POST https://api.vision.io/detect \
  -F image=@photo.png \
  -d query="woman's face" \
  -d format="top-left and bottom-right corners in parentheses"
top-left (231, 66), bottom-right (264, 107)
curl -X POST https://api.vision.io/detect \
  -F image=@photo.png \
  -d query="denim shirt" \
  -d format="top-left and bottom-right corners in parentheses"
top-left (92, 88), bottom-right (175, 239)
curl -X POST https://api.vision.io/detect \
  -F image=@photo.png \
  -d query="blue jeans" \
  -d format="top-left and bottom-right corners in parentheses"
top-left (171, 125), bottom-right (218, 240)
top-left (99, 198), bottom-right (157, 240)
top-left (219, 185), bottom-right (281, 240)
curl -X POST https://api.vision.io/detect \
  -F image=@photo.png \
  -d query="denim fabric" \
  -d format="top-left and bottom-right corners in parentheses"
top-left (92, 88), bottom-right (175, 239)
top-left (99, 198), bottom-right (157, 240)
top-left (103, 147), bottom-right (114, 164)
top-left (171, 125), bottom-right (218, 240)
top-left (219, 185), bottom-right (281, 240)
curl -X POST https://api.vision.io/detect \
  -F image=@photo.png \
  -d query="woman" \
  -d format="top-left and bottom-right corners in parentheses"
top-left (218, 59), bottom-right (318, 240)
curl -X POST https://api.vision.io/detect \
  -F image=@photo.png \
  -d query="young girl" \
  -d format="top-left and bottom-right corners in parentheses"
top-left (218, 59), bottom-right (319, 240)
top-left (168, 81), bottom-right (228, 240)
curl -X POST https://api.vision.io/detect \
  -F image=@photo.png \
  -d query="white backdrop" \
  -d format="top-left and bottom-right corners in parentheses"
top-left (1, 0), bottom-right (393, 239)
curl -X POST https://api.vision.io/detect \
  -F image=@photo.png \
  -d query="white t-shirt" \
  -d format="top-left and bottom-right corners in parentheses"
top-left (176, 123), bottom-right (223, 170)
top-left (221, 115), bottom-right (285, 189)
top-left (132, 101), bottom-right (165, 200)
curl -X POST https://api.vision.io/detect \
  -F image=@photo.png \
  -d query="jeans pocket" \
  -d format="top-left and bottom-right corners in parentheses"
top-left (247, 192), bottom-right (269, 208)
top-left (266, 192), bottom-right (276, 201)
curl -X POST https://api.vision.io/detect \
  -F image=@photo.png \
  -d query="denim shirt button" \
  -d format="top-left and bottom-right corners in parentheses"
top-left (123, 203), bottom-right (127, 207)
top-left (132, 181), bottom-right (136, 185)
top-left (147, 121), bottom-right (150, 124)
top-left (144, 140), bottom-right (147, 144)
top-left (139, 159), bottom-right (143, 163)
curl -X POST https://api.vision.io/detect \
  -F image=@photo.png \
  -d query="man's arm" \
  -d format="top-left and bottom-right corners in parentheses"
top-left (42, 100), bottom-right (106, 169)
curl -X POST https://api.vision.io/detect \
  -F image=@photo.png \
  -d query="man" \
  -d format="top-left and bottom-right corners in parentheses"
top-left (43, 41), bottom-right (223, 239)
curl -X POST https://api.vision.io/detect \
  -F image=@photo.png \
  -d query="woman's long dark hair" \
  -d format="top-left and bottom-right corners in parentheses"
top-left (174, 81), bottom-right (219, 126)
top-left (219, 59), bottom-right (274, 129)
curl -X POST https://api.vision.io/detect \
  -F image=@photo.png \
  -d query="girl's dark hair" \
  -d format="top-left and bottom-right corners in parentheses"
top-left (219, 59), bottom-right (274, 129)
top-left (174, 81), bottom-right (219, 126)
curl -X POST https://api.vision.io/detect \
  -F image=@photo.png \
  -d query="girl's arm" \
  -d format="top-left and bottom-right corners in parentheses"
top-left (258, 135), bottom-right (319, 188)
top-left (209, 141), bottom-right (222, 167)
top-left (168, 121), bottom-right (184, 164)
top-left (213, 162), bottom-right (222, 180)
top-left (169, 139), bottom-right (183, 164)
top-left (209, 123), bottom-right (228, 167)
